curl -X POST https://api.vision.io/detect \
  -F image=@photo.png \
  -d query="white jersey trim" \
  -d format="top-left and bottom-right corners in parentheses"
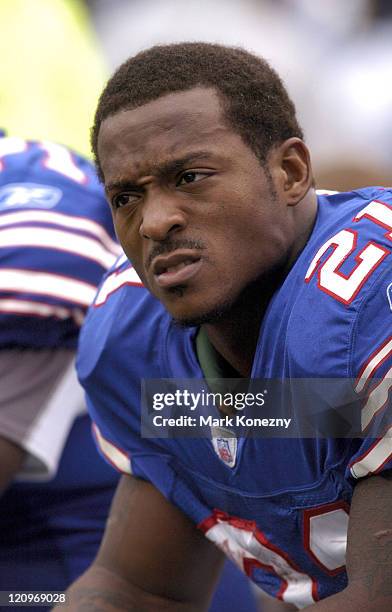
top-left (0, 209), bottom-right (120, 255)
top-left (0, 226), bottom-right (117, 269)
top-left (315, 189), bottom-right (340, 196)
top-left (203, 516), bottom-right (315, 609)
top-left (361, 367), bottom-right (392, 430)
top-left (355, 336), bottom-right (392, 393)
top-left (0, 298), bottom-right (70, 319)
top-left (0, 268), bottom-right (96, 306)
top-left (350, 426), bottom-right (392, 479)
top-left (92, 423), bottom-right (132, 474)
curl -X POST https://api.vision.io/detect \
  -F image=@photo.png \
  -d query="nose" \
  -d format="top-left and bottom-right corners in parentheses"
top-left (139, 190), bottom-right (186, 241)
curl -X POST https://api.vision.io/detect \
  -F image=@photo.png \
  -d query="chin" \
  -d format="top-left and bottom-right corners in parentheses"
top-left (171, 299), bottom-right (234, 328)
top-left (156, 282), bottom-right (236, 327)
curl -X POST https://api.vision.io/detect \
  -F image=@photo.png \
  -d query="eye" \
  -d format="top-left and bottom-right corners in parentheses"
top-left (176, 171), bottom-right (208, 186)
top-left (112, 192), bottom-right (139, 210)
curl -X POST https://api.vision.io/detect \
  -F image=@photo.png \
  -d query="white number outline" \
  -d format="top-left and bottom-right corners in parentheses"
top-left (94, 257), bottom-right (143, 307)
top-left (305, 200), bottom-right (392, 304)
top-left (303, 500), bottom-right (349, 576)
top-left (0, 137), bottom-right (87, 184)
top-left (199, 509), bottom-right (318, 608)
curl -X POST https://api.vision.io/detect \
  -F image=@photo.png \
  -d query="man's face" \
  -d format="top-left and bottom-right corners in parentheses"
top-left (98, 87), bottom-right (296, 324)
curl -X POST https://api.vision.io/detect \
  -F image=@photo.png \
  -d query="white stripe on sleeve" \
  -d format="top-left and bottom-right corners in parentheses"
top-left (0, 268), bottom-right (96, 306)
top-left (361, 368), bottom-right (392, 430)
top-left (350, 427), bottom-right (392, 479)
top-left (92, 423), bottom-right (132, 474)
top-left (0, 209), bottom-right (120, 254)
top-left (0, 227), bottom-right (117, 269)
top-left (356, 337), bottom-right (392, 393)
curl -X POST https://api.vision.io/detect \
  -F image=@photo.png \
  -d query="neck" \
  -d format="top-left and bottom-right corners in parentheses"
top-left (202, 274), bottom-right (281, 377)
top-left (203, 320), bottom-right (259, 379)
top-left (203, 189), bottom-right (318, 376)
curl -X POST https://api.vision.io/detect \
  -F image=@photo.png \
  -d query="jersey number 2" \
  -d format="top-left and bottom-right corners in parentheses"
top-left (305, 200), bottom-right (391, 304)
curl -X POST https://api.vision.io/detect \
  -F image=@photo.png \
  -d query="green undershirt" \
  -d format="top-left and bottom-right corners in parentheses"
top-left (196, 327), bottom-right (232, 377)
top-left (195, 327), bottom-right (241, 390)
top-left (195, 328), bottom-right (248, 419)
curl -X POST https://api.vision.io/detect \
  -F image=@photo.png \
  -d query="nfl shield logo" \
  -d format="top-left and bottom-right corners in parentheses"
top-left (211, 427), bottom-right (237, 468)
top-left (217, 438), bottom-right (233, 463)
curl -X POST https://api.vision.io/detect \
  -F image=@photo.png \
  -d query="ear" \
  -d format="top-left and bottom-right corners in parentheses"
top-left (272, 138), bottom-right (313, 206)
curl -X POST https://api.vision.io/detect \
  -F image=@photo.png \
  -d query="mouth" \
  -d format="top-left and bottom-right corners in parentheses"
top-left (151, 250), bottom-right (203, 289)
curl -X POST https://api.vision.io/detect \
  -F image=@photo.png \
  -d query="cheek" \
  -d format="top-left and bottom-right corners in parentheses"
top-left (114, 222), bottom-right (127, 247)
top-left (114, 215), bottom-right (139, 252)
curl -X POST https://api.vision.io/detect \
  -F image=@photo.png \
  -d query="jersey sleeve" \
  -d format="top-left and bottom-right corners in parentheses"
top-left (347, 264), bottom-right (392, 480)
top-left (0, 135), bottom-right (121, 477)
top-left (0, 136), bottom-right (121, 349)
top-left (77, 260), bottom-right (169, 482)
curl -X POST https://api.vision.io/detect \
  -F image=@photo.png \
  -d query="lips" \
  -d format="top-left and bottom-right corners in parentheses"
top-left (151, 250), bottom-right (203, 288)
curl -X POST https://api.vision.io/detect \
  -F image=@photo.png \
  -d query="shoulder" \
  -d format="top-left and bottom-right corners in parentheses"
top-left (0, 135), bottom-right (115, 227)
top-left (77, 256), bottom-right (175, 473)
top-left (0, 135), bottom-right (120, 348)
top-left (78, 255), bottom-right (170, 391)
top-left (304, 186), bottom-right (392, 318)
top-left (272, 187), bottom-right (392, 377)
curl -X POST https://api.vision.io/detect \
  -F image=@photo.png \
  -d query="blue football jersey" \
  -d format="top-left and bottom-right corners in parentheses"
top-left (78, 187), bottom-right (392, 608)
top-left (0, 134), bottom-right (121, 348)
top-left (0, 135), bottom-right (121, 597)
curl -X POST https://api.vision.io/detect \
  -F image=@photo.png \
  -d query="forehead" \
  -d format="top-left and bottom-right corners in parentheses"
top-left (97, 87), bottom-right (233, 181)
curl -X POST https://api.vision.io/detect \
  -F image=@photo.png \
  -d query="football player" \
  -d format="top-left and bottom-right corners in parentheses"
top-left (0, 133), bottom-right (121, 602)
top-left (66, 44), bottom-right (392, 611)
top-left (0, 133), bottom-right (259, 612)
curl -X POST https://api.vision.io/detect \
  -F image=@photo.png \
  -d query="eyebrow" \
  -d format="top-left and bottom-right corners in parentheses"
top-left (105, 150), bottom-right (215, 193)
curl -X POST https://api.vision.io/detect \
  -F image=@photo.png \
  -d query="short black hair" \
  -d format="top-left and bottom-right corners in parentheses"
top-left (92, 42), bottom-right (303, 180)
